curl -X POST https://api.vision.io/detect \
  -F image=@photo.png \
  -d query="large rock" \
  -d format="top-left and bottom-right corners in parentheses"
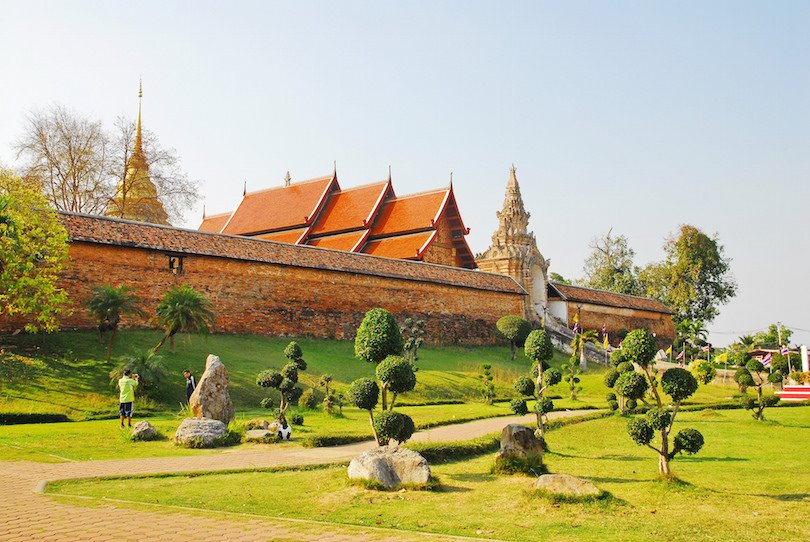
top-left (347, 446), bottom-right (431, 489)
top-left (244, 429), bottom-right (274, 442)
top-left (534, 474), bottom-right (601, 497)
top-left (495, 423), bottom-right (544, 462)
top-left (175, 417), bottom-right (227, 447)
top-left (131, 420), bottom-right (158, 440)
top-left (189, 354), bottom-right (234, 424)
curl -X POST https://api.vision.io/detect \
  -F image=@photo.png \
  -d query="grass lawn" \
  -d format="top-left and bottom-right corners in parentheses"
top-left (48, 406), bottom-right (810, 541)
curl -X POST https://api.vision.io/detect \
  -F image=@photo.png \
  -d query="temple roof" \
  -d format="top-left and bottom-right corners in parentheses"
top-left (199, 212), bottom-right (231, 233)
top-left (309, 181), bottom-right (391, 236)
top-left (221, 175), bottom-right (335, 235)
top-left (363, 231), bottom-right (435, 259)
top-left (308, 230), bottom-right (368, 252)
top-left (548, 282), bottom-right (674, 314)
top-left (370, 189), bottom-right (450, 237)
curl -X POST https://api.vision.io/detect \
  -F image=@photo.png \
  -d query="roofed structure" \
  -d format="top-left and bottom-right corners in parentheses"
top-left (547, 282), bottom-right (674, 315)
top-left (201, 171), bottom-right (476, 268)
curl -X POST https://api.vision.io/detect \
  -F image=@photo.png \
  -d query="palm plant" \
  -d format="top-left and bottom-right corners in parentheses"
top-left (87, 285), bottom-right (144, 360)
top-left (109, 349), bottom-right (168, 400)
top-left (570, 329), bottom-right (599, 370)
top-left (153, 284), bottom-right (215, 353)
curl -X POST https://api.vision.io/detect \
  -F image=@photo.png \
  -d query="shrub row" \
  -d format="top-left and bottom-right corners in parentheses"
top-left (0, 413), bottom-right (70, 425)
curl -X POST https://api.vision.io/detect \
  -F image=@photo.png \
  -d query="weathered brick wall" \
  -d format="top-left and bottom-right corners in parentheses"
top-left (568, 303), bottom-right (675, 349)
top-left (3, 241), bottom-right (525, 345)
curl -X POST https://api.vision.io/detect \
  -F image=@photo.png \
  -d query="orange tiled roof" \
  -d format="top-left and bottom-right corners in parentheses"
top-left (221, 176), bottom-right (335, 235)
top-left (256, 228), bottom-right (309, 244)
top-left (548, 282), bottom-right (674, 314)
top-left (363, 231), bottom-right (435, 260)
top-left (61, 212), bottom-right (525, 294)
top-left (309, 181), bottom-right (390, 236)
top-left (370, 189), bottom-right (449, 237)
top-left (307, 230), bottom-right (368, 252)
top-left (198, 212), bottom-right (231, 233)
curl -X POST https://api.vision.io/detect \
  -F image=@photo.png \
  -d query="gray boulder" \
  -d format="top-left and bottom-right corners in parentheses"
top-left (347, 446), bottom-right (430, 489)
top-left (495, 423), bottom-right (544, 462)
top-left (175, 417), bottom-right (227, 447)
top-left (244, 429), bottom-right (275, 442)
top-left (131, 420), bottom-right (158, 440)
top-left (189, 354), bottom-right (234, 424)
top-left (534, 473), bottom-right (601, 497)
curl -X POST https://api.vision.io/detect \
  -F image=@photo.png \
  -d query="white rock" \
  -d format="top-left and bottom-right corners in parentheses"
top-left (534, 473), bottom-right (601, 497)
top-left (174, 417), bottom-right (227, 447)
top-left (244, 429), bottom-right (274, 441)
top-left (347, 446), bottom-right (430, 489)
top-left (131, 420), bottom-right (158, 440)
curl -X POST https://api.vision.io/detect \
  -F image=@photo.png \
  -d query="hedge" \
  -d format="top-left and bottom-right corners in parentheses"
top-left (0, 413), bottom-right (70, 425)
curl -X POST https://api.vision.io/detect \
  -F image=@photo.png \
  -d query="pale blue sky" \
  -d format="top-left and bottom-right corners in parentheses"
top-left (2, 1), bottom-right (808, 346)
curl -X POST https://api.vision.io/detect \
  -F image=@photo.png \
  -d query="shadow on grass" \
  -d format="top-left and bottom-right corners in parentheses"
top-left (678, 456), bottom-right (750, 463)
top-left (447, 472), bottom-right (496, 483)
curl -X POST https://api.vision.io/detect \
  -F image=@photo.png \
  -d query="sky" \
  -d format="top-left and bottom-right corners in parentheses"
top-left (2, 1), bottom-right (808, 347)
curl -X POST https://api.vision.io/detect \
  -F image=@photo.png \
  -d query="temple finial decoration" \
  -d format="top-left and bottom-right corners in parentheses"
top-left (284, 171), bottom-right (291, 187)
top-left (243, 181), bottom-right (247, 196)
top-left (388, 165), bottom-right (392, 182)
top-left (134, 79), bottom-right (144, 155)
top-left (202, 204), bottom-right (206, 220)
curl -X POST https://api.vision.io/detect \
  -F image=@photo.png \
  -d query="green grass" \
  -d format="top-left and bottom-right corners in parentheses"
top-left (0, 330), bottom-right (574, 417)
top-left (48, 406), bottom-right (810, 541)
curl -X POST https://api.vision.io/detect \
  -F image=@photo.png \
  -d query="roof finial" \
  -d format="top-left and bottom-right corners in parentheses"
top-left (449, 171), bottom-right (453, 188)
top-left (243, 181), bottom-right (247, 196)
top-left (388, 165), bottom-right (392, 182)
top-left (333, 160), bottom-right (337, 179)
top-left (202, 204), bottom-right (206, 220)
top-left (134, 78), bottom-right (144, 154)
top-left (284, 171), bottom-right (291, 187)
top-left (507, 163), bottom-right (518, 187)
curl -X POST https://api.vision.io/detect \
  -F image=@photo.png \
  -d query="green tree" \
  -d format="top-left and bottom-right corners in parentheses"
top-left (736, 360), bottom-right (781, 420)
top-left (87, 285), bottom-right (144, 360)
top-left (560, 358), bottom-right (583, 400)
top-left (548, 272), bottom-right (571, 285)
top-left (570, 329), bottom-right (599, 370)
top-left (581, 229), bottom-right (641, 295)
top-left (689, 359), bottom-right (717, 385)
top-left (753, 324), bottom-right (792, 347)
top-left (523, 329), bottom-right (562, 443)
top-left (479, 363), bottom-right (496, 405)
top-left (256, 342), bottom-right (307, 425)
top-left (153, 284), bottom-right (215, 352)
top-left (354, 308), bottom-right (404, 364)
top-left (376, 355), bottom-right (417, 410)
top-left (620, 329), bottom-right (705, 477)
top-left (0, 171), bottom-right (69, 332)
top-left (639, 225), bottom-right (737, 323)
top-left (400, 317), bottom-right (426, 362)
top-left (348, 377), bottom-right (381, 444)
top-left (496, 315), bottom-right (532, 360)
top-left (109, 349), bottom-right (167, 400)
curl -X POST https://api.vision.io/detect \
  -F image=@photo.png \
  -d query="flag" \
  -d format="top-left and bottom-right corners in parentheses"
top-left (603, 334), bottom-right (609, 350)
top-left (601, 323), bottom-right (607, 336)
top-left (665, 345), bottom-right (672, 356)
top-left (676, 350), bottom-right (685, 361)
top-left (702, 344), bottom-right (711, 353)
top-left (572, 322), bottom-right (579, 334)
top-left (573, 313), bottom-right (579, 324)
top-left (716, 352), bottom-right (729, 363)
top-left (762, 353), bottom-right (772, 367)
top-left (780, 346), bottom-right (789, 356)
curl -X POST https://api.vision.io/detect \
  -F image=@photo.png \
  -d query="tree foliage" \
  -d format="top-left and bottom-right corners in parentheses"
top-left (153, 284), bottom-right (215, 352)
top-left (376, 355), bottom-right (417, 410)
top-left (109, 349), bottom-right (167, 400)
top-left (639, 225), bottom-right (736, 323)
top-left (496, 315), bottom-right (532, 360)
top-left (354, 308), bottom-right (404, 364)
top-left (400, 317), bottom-right (427, 362)
top-left (736, 362), bottom-right (780, 420)
top-left (87, 284), bottom-right (144, 360)
top-left (373, 410), bottom-right (416, 445)
top-left (581, 229), bottom-right (641, 295)
top-left (0, 171), bottom-right (69, 332)
top-left (256, 342), bottom-right (307, 425)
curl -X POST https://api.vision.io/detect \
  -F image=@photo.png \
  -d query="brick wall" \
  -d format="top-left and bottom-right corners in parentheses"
top-left (567, 302), bottom-right (675, 349)
top-left (3, 240), bottom-right (525, 345)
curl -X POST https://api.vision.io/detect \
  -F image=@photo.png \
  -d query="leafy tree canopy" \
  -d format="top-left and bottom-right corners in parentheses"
top-left (581, 229), bottom-right (641, 295)
top-left (354, 308), bottom-right (404, 364)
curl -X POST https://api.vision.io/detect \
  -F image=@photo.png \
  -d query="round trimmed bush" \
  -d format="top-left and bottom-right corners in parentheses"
top-left (674, 428), bottom-right (704, 454)
top-left (354, 308), bottom-right (404, 364)
top-left (260, 397), bottom-right (275, 409)
top-left (256, 370), bottom-right (283, 389)
top-left (544, 368), bottom-right (562, 387)
top-left (496, 316), bottom-right (532, 346)
top-left (609, 349), bottom-right (626, 367)
top-left (762, 395), bottom-right (780, 407)
top-left (768, 370), bottom-right (783, 384)
top-left (284, 341), bottom-right (303, 360)
top-left (514, 375), bottom-right (535, 397)
top-left (525, 329), bottom-right (553, 363)
top-left (689, 359), bottom-right (717, 385)
top-left (291, 413), bottom-right (304, 425)
top-left (608, 400), bottom-right (619, 411)
top-left (614, 371), bottom-right (648, 400)
top-left (735, 368), bottom-right (755, 388)
top-left (510, 398), bottom-right (529, 415)
top-left (348, 378), bottom-right (379, 411)
top-left (605, 392), bottom-right (617, 402)
top-left (740, 396), bottom-right (755, 410)
top-left (374, 410), bottom-right (415, 444)
top-left (746, 359), bottom-right (766, 373)
top-left (281, 363), bottom-right (299, 383)
top-left (376, 355), bottom-right (417, 394)
top-left (616, 361), bottom-right (634, 374)
top-left (535, 396), bottom-right (554, 414)
top-left (661, 368), bottom-right (698, 401)
top-left (627, 417), bottom-right (654, 446)
top-left (621, 329), bottom-right (657, 367)
top-left (645, 407), bottom-right (672, 430)
top-left (604, 368), bottom-right (620, 388)
top-left (299, 388), bottom-right (318, 409)
top-left (625, 398), bottom-right (638, 411)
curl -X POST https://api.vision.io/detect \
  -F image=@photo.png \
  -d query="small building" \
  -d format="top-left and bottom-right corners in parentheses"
top-left (547, 282), bottom-right (675, 348)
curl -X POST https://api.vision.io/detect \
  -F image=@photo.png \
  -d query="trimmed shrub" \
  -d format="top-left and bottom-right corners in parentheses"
top-left (374, 410), bottom-right (415, 444)
top-left (354, 308), bottom-right (404, 364)
top-left (291, 413), bottom-right (304, 425)
top-left (260, 397), bottom-right (275, 410)
top-left (621, 329), bottom-right (657, 367)
top-left (510, 398), bottom-right (529, 415)
top-left (348, 378), bottom-right (380, 411)
top-left (661, 368), bottom-right (699, 402)
top-left (299, 389), bottom-right (319, 410)
top-left (514, 375), bottom-right (535, 397)
top-left (496, 315), bottom-right (532, 359)
top-left (525, 329), bottom-right (553, 363)
top-left (674, 428), bottom-right (704, 454)
top-left (609, 349), bottom-right (626, 367)
top-left (604, 369), bottom-right (620, 388)
top-left (627, 418), bottom-right (654, 446)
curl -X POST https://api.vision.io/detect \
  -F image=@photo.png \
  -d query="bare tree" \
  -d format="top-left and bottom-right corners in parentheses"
top-left (15, 105), bottom-right (113, 214)
top-left (108, 116), bottom-right (199, 223)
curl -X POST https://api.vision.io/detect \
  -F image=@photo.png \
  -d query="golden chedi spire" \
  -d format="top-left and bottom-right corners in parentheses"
top-left (106, 80), bottom-right (170, 225)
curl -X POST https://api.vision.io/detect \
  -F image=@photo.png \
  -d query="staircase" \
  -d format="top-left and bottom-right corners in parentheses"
top-left (776, 385), bottom-right (810, 402)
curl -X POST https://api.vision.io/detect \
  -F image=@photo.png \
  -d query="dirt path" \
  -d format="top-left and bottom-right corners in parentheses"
top-left (0, 409), bottom-right (595, 541)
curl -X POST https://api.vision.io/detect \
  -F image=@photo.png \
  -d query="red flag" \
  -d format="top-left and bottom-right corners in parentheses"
top-left (676, 350), bottom-right (685, 360)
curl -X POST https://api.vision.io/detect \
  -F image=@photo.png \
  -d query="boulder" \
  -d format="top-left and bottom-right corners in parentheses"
top-left (495, 423), bottom-right (544, 462)
top-left (347, 446), bottom-right (430, 489)
top-left (244, 429), bottom-right (275, 441)
top-left (131, 420), bottom-right (158, 440)
top-left (175, 417), bottom-right (227, 447)
top-left (534, 474), bottom-right (601, 497)
top-left (244, 419), bottom-right (270, 430)
top-left (189, 354), bottom-right (234, 424)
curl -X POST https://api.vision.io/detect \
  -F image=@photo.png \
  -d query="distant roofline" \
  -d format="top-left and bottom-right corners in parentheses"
top-left (548, 281), bottom-right (674, 314)
top-left (244, 174), bottom-right (334, 197)
top-left (59, 211), bottom-right (527, 295)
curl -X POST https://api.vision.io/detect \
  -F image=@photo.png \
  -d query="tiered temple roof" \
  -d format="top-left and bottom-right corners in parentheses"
top-left (200, 172), bottom-right (476, 268)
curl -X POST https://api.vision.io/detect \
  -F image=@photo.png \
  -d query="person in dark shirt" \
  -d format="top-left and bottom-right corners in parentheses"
top-left (183, 370), bottom-right (196, 401)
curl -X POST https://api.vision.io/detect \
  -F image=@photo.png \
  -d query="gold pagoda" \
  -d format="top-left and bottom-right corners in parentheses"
top-left (106, 81), bottom-right (170, 225)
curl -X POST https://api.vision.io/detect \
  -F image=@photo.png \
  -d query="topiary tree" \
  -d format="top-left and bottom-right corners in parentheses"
top-left (522, 329), bottom-right (562, 443)
top-left (376, 355), bottom-right (417, 410)
top-left (509, 397), bottom-right (529, 415)
top-left (373, 410), bottom-right (416, 445)
top-left (355, 308), bottom-right (404, 364)
top-left (688, 358), bottom-right (717, 385)
top-left (560, 357), bottom-right (583, 400)
top-left (620, 329), bottom-right (705, 477)
top-left (736, 360), bottom-right (781, 420)
top-left (479, 363), bottom-right (496, 404)
top-left (348, 377), bottom-right (382, 444)
top-left (496, 315), bottom-right (532, 360)
top-left (400, 317), bottom-right (427, 362)
top-left (613, 370), bottom-right (647, 414)
top-left (609, 349), bottom-right (627, 367)
top-left (256, 342), bottom-right (307, 425)
top-left (734, 366), bottom-right (752, 392)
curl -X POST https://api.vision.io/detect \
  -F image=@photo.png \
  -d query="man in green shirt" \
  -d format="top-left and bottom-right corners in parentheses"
top-left (118, 369), bottom-right (139, 428)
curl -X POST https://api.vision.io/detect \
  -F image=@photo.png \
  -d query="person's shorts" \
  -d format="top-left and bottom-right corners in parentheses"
top-left (119, 402), bottom-right (133, 417)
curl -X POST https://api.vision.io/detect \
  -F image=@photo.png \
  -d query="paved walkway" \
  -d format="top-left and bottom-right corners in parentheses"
top-left (0, 410), bottom-right (595, 542)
